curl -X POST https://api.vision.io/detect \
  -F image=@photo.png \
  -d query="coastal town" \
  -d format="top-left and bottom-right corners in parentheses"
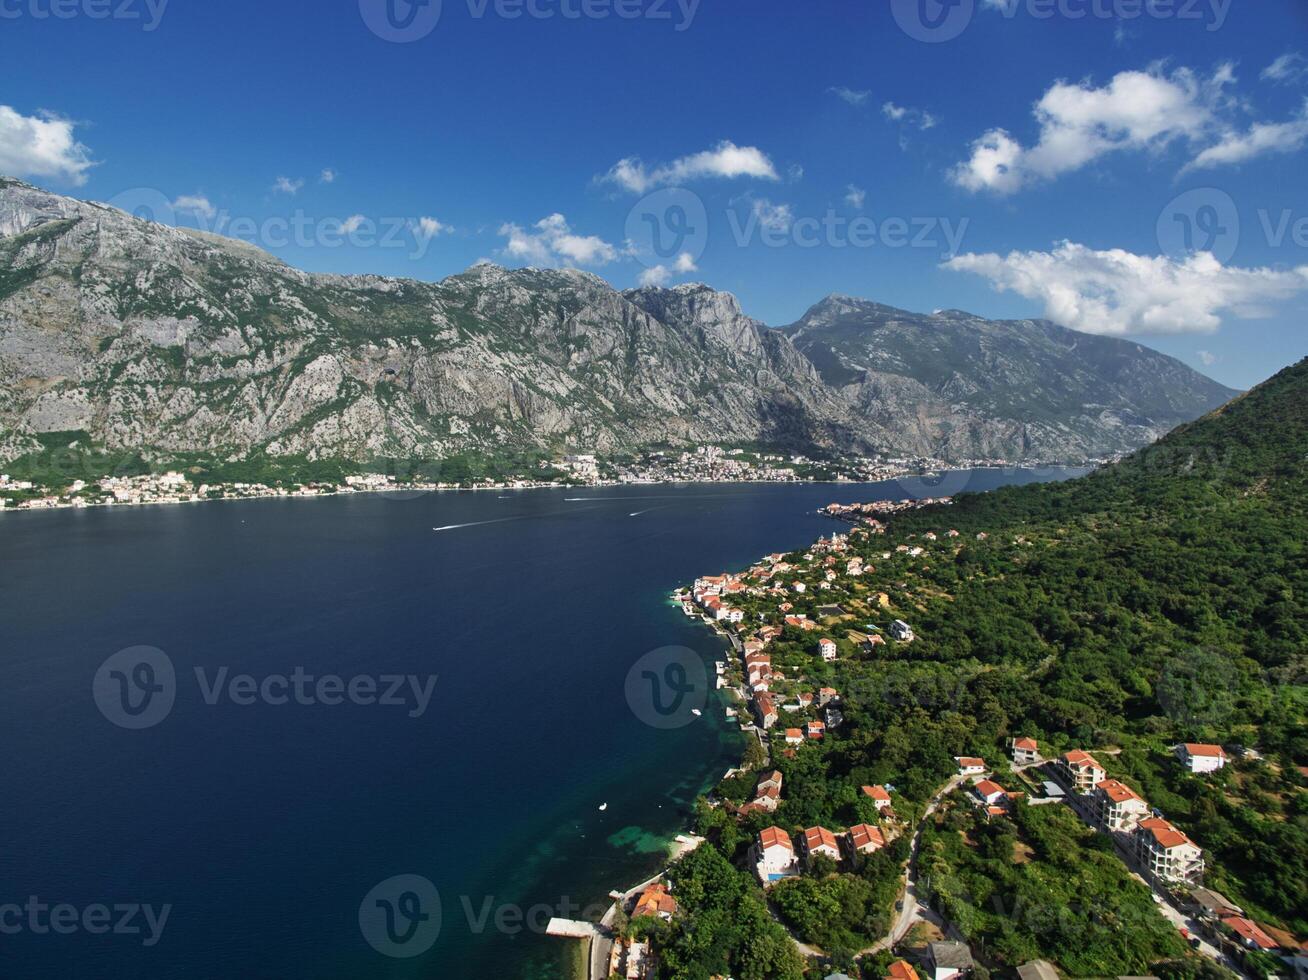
top-left (550, 496), bottom-right (1306, 980)
top-left (0, 444), bottom-right (1076, 513)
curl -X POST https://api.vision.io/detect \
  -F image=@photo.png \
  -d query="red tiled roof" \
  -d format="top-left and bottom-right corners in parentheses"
top-left (974, 779), bottom-right (1005, 798)
top-left (849, 823), bottom-right (885, 851)
top-left (1013, 736), bottom-right (1038, 750)
top-left (758, 827), bottom-right (792, 852)
top-left (1139, 817), bottom-right (1193, 850)
top-left (1098, 779), bottom-right (1143, 804)
top-left (887, 960), bottom-right (920, 980)
top-left (804, 826), bottom-right (839, 851)
top-left (1183, 743), bottom-right (1225, 758)
top-left (1221, 916), bottom-right (1278, 950)
top-left (1063, 750), bottom-right (1104, 770)
top-left (863, 785), bottom-right (892, 801)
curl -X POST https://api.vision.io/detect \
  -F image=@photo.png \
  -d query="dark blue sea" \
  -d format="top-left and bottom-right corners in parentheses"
top-left (0, 470), bottom-right (1081, 978)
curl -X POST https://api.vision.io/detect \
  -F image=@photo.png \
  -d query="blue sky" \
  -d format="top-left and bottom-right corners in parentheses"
top-left (1, 0), bottom-right (1306, 388)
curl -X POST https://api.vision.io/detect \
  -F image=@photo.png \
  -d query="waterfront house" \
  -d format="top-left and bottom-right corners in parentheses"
top-left (784, 728), bottom-right (804, 746)
top-left (847, 823), bottom-right (885, 856)
top-left (1059, 750), bottom-right (1106, 794)
top-left (803, 826), bottom-right (842, 865)
top-left (1176, 743), bottom-right (1227, 774)
top-left (632, 883), bottom-right (678, 921)
top-left (1011, 736), bottom-right (1040, 765)
top-left (758, 770), bottom-right (783, 794)
top-left (926, 941), bottom-right (974, 980)
top-left (753, 694), bottom-right (778, 730)
top-left (1093, 779), bottom-right (1150, 831)
top-left (862, 785), bottom-right (893, 810)
top-left (1135, 817), bottom-right (1204, 884)
top-left (955, 757), bottom-right (987, 777)
top-left (818, 638), bottom-right (837, 661)
top-left (753, 827), bottom-right (798, 883)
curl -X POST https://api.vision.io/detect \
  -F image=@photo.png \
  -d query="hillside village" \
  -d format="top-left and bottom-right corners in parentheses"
top-left (585, 494), bottom-right (1306, 980)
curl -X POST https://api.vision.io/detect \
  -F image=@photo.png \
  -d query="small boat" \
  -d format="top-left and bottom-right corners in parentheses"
top-left (691, 709), bottom-right (702, 717)
top-left (598, 803), bottom-right (608, 811)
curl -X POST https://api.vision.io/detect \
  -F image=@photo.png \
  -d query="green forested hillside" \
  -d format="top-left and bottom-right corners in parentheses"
top-left (661, 360), bottom-right (1305, 979)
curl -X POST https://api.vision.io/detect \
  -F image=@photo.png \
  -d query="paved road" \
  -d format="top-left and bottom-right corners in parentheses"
top-left (867, 773), bottom-right (967, 953)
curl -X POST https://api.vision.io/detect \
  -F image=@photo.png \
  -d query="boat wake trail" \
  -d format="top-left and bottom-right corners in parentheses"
top-left (432, 517), bottom-right (523, 532)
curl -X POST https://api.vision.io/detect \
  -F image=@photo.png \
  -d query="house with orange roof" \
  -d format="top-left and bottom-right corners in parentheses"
top-left (1176, 743), bottom-right (1227, 774)
top-left (973, 779), bottom-right (1007, 807)
top-left (753, 827), bottom-right (797, 883)
top-left (1059, 750), bottom-right (1106, 794)
top-left (802, 826), bottom-right (842, 865)
top-left (886, 960), bottom-right (920, 980)
top-left (862, 784), bottom-right (893, 809)
top-left (818, 637), bottom-right (837, 661)
top-left (1220, 915), bottom-right (1279, 952)
top-left (631, 882), bottom-right (677, 921)
top-left (1093, 779), bottom-right (1150, 831)
top-left (847, 823), bottom-right (886, 856)
top-left (955, 757), bottom-right (986, 776)
top-left (1135, 817), bottom-right (1204, 884)
top-left (1011, 736), bottom-right (1040, 765)
top-left (784, 728), bottom-right (804, 746)
top-left (818, 687), bottom-right (838, 706)
top-left (753, 693), bottom-right (778, 730)
top-left (807, 720), bottom-right (826, 740)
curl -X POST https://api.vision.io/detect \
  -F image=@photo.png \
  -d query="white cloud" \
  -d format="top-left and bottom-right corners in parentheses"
top-left (845, 185), bottom-right (866, 209)
top-left (601, 141), bottom-right (779, 194)
top-left (338, 215), bottom-right (367, 235)
top-left (1184, 100), bottom-right (1308, 171)
top-left (1197, 350), bottom-right (1218, 366)
top-left (497, 213), bottom-right (619, 267)
top-left (320, 168), bottom-right (338, 184)
top-left (944, 241), bottom-right (1308, 336)
top-left (638, 265), bottom-right (671, 287)
top-left (0, 106), bottom-right (96, 185)
top-left (172, 195), bottom-right (216, 219)
top-left (1262, 53), bottom-right (1307, 85)
top-left (273, 176), bottom-right (305, 195)
top-left (750, 198), bottom-right (793, 233)
top-left (952, 65), bottom-right (1234, 194)
top-left (883, 102), bottom-right (937, 130)
top-left (413, 216), bottom-right (451, 240)
top-left (637, 252), bottom-right (697, 288)
top-left (829, 87), bottom-right (872, 107)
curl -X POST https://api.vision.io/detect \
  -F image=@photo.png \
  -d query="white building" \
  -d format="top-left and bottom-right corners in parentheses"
top-left (1175, 743), bottom-right (1226, 774)
top-left (890, 620), bottom-right (915, 642)
top-left (1135, 817), bottom-right (1204, 884)
top-left (753, 827), bottom-right (798, 883)
top-left (1093, 779), bottom-right (1150, 831)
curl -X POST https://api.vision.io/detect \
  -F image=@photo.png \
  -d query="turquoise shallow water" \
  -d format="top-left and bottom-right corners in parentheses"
top-left (0, 471), bottom-right (1080, 978)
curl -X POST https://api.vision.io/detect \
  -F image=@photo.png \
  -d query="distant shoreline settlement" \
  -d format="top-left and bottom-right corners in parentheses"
top-left (0, 444), bottom-right (1096, 513)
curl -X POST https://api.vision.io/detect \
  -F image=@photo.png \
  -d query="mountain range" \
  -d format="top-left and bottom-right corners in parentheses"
top-left (0, 177), bottom-right (1240, 471)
